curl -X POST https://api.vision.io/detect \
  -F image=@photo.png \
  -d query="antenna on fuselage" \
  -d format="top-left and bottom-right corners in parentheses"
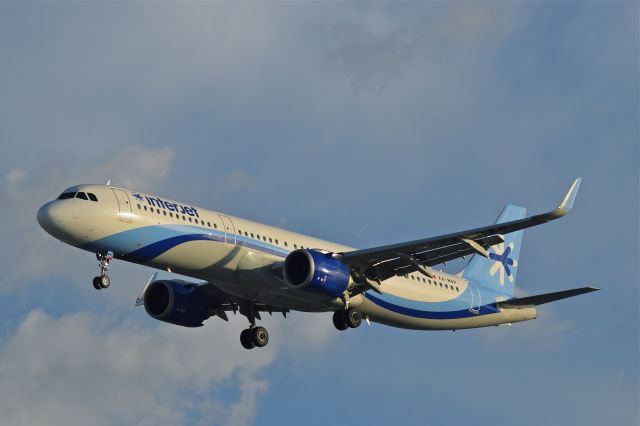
top-left (106, 179), bottom-right (111, 186)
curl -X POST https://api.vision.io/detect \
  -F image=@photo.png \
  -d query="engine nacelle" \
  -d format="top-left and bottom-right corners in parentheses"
top-left (143, 279), bottom-right (210, 327)
top-left (283, 249), bottom-right (351, 298)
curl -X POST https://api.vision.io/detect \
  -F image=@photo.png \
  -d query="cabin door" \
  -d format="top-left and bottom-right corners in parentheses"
top-left (218, 214), bottom-right (236, 245)
top-left (112, 189), bottom-right (133, 222)
top-left (469, 283), bottom-right (481, 315)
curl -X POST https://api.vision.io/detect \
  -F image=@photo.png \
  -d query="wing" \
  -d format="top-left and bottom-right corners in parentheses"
top-left (135, 275), bottom-right (289, 321)
top-left (338, 178), bottom-right (582, 284)
top-left (198, 282), bottom-right (290, 321)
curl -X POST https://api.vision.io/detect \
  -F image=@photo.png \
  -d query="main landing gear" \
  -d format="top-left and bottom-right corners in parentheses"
top-left (239, 301), bottom-right (270, 350)
top-left (92, 251), bottom-right (113, 290)
top-left (240, 326), bottom-right (269, 350)
top-left (333, 308), bottom-right (362, 331)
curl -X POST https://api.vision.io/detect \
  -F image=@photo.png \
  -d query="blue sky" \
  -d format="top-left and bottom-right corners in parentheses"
top-left (0, 2), bottom-right (637, 425)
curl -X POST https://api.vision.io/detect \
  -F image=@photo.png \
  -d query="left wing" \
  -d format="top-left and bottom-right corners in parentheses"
top-left (135, 275), bottom-right (289, 321)
top-left (338, 178), bottom-right (581, 284)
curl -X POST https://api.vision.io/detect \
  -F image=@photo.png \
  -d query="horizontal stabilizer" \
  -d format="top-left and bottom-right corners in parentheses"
top-left (498, 286), bottom-right (599, 309)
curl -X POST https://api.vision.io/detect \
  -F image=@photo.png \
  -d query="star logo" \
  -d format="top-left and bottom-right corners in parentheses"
top-left (488, 242), bottom-right (517, 285)
top-left (132, 193), bottom-right (144, 203)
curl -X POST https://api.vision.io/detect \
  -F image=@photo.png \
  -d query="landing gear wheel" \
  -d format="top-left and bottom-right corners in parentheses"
top-left (251, 326), bottom-right (269, 347)
top-left (92, 277), bottom-right (101, 290)
top-left (332, 310), bottom-right (348, 331)
top-left (240, 329), bottom-right (256, 350)
top-left (99, 275), bottom-right (111, 289)
top-left (345, 309), bottom-right (362, 329)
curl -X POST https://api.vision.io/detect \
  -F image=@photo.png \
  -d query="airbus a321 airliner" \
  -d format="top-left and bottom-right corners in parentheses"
top-left (37, 178), bottom-right (597, 349)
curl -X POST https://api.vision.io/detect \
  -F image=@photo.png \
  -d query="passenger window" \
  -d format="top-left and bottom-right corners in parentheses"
top-left (137, 204), bottom-right (141, 209)
top-left (213, 223), bottom-right (217, 229)
top-left (275, 239), bottom-right (279, 244)
top-left (263, 236), bottom-right (267, 241)
top-left (150, 207), bottom-right (154, 213)
top-left (284, 242), bottom-right (288, 247)
top-left (238, 229), bottom-right (242, 234)
top-left (170, 212), bottom-right (173, 218)
top-left (57, 192), bottom-right (76, 200)
top-left (188, 217), bottom-right (192, 222)
top-left (294, 244), bottom-right (298, 249)
top-left (76, 192), bottom-right (88, 200)
top-left (207, 221), bottom-right (211, 227)
top-left (269, 237), bottom-right (273, 243)
top-left (163, 211), bottom-right (167, 216)
top-left (251, 233), bottom-right (254, 238)
top-left (87, 193), bottom-right (98, 202)
top-left (182, 216), bottom-right (186, 221)
top-left (144, 206), bottom-right (148, 211)
top-left (244, 232), bottom-right (248, 236)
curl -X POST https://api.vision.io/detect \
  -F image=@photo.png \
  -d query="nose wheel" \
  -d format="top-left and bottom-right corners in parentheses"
top-left (93, 251), bottom-right (113, 290)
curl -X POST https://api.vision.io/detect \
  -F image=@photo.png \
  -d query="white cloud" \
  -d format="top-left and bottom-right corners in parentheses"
top-left (0, 309), bottom-right (274, 426)
top-left (212, 170), bottom-right (257, 201)
top-left (86, 145), bottom-right (175, 191)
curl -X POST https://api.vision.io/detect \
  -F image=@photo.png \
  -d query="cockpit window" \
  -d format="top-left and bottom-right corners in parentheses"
top-left (87, 193), bottom-right (98, 202)
top-left (76, 192), bottom-right (88, 200)
top-left (58, 192), bottom-right (76, 200)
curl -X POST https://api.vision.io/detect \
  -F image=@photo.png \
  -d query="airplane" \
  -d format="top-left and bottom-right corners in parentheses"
top-left (36, 178), bottom-right (598, 349)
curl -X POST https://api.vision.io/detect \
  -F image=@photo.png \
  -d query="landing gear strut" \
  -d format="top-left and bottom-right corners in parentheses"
top-left (333, 308), bottom-right (362, 331)
top-left (92, 251), bottom-right (113, 290)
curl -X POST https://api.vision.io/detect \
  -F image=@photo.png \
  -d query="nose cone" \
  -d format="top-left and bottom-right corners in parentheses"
top-left (37, 201), bottom-right (64, 237)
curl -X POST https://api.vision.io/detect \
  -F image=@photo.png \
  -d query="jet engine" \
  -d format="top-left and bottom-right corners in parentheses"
top-left (283, 249), bottom-right (351, 298)
top-left (143, 279), bottom-right (210, 327)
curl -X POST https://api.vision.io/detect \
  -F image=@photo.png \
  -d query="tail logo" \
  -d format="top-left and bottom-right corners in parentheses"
top-left (489, 242), bottom-right (518, 285)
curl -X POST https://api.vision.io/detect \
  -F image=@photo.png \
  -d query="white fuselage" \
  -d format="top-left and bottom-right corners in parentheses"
top-left (37, 184), bottom-right (536, 330)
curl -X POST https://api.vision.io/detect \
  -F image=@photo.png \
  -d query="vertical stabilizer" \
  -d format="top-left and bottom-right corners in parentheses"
top-left (462, 204), bottom-right (526, 296)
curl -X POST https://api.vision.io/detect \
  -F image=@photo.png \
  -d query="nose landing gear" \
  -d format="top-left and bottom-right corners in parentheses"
top-left (92, 251), bottom-right (113, 290)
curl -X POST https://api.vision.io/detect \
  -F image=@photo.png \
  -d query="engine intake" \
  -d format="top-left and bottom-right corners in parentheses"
top-left (143, 279), bottom-right (210, 327)
top-left (283, 249), bottom-right (351, 298)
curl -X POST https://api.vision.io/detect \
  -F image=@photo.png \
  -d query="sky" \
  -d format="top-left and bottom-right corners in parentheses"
top-left (0, 2), bottom-right (637, 425)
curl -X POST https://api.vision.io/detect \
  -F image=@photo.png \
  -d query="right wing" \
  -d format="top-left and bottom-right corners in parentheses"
top-left (338, 178), bottom-right (582, 283)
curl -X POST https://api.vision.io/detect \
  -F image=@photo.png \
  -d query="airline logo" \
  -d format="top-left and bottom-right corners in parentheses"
top-left (488, 242), bottom-right (517, 285)
top-left (132, 193), bottom-right (200, 217)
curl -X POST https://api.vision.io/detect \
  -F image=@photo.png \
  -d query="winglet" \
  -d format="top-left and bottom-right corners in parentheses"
top-left (551, 177), bottom-right (582, 218)
top-left (559, 177), bottom-right (581, 211)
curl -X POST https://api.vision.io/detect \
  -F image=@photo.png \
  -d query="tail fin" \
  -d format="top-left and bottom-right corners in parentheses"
top-left (462, 204), bottom-right (526, 296)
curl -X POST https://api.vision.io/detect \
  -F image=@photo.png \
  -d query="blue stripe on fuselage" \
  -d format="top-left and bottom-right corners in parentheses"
top-left (363, 292), bottom-right (499, 319)
top-left (83, 224), bottom-right (289, 262)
